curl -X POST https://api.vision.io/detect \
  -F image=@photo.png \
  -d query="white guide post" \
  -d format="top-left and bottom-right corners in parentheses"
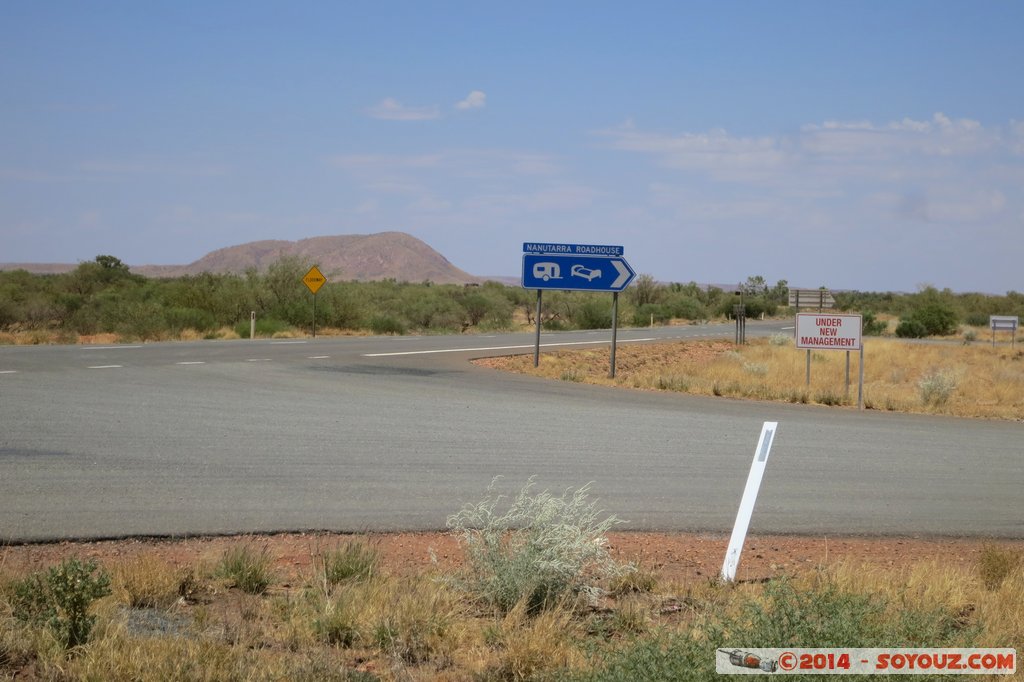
top-left (721, 421), bottom-right (779, 582)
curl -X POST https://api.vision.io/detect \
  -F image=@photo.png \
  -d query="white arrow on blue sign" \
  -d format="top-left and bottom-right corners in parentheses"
top-left (521, 253), bottom-right (636, 292)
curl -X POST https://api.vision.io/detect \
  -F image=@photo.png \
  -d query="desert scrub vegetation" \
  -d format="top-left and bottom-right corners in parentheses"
top-left (446, 477), bottom-right (626, 615)
top-left (477, 337), bottom-right (1024, 419)
top-left (3, 534), bottom-right (1023, 681)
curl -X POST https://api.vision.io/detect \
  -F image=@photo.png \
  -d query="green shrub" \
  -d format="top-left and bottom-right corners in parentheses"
top-left (895, 318), bottom-right (928, 338)
top-left (964, 311), bottom-right (990, 327)
top-left (216, 544), bottom-right (274, 594)
top-left (768, 333), bottom-right (791, 346)
top-left (368, 315), bottom-right (406, 335)
top-left (576, 300), bottom-right (612, 330)
top-left (10, 557), bottom-right (112, 649)
top-left (447, 477), bottom-right (624, 614)
top-left (862, 312), bottom-right (888, 336)
top-left (165, 306), bottom-right (217, 333)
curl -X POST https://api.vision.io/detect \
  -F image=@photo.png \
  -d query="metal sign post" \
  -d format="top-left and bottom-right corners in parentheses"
top-left (990, 316), bottom-right (1019, 349)
top-left (534, 290), bottom-right (542, 368)
top-left (302, 265), bottom-right (327, 339)
top-left (610, 292), bottom-right (619, 378)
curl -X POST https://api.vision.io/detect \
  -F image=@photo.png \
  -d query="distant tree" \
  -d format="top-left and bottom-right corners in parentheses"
top-left (627, 274), bottom-right (661, 308)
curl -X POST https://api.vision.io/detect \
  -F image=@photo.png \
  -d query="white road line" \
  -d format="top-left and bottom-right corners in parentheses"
top-left (82, 345), bottom-right (143, 350)
top-left (0, 370), bottom-right (17, 374)
top-left (88, 365), bottom-right (123, 369)
top-left (780, 326), bottom-right (795, 330)
top-left (247, 358), bottom-right (272, 362)
top-left (175, 361), bottom-right (206, 365)
top-left (271, 341), bottom-right (307, 345)
top-left (363, 338), bottom-right (657, 358)
top-left (307, 355), bottom-right (330, 359)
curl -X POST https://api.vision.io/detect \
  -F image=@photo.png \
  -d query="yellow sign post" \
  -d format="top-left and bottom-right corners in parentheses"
top-left (302, 266), bottom-right (326, 294)
top-left (302, 266), bottom-right (327, 337)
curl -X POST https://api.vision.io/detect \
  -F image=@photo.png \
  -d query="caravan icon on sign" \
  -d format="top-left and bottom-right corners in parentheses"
top-left (532, 262), bottom-right (563, 281)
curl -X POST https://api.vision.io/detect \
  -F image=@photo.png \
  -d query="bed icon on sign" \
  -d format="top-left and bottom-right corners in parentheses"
top-left (571, 264), bottom-right (601, 281)
top-left (532, 262), bottom-right (562, 281)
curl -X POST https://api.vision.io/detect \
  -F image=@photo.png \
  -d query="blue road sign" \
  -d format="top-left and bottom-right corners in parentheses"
top-left (522, 253), bottom-right (636, 292)
top-left (523, 242), bottom-right (624, 257)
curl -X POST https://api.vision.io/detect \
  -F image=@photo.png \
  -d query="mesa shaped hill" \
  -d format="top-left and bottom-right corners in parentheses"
top-left (133, 232), bottom-right (480, 284)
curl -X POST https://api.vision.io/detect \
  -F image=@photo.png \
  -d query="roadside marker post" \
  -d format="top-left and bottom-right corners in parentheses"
top-left (521, 242), bottom-right (636, 376)
top-left (302, 266), bottom-right (327, 339)
top-left (721, 422), bottom-right (779, 582)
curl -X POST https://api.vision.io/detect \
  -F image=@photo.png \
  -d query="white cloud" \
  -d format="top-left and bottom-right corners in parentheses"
top-left (366, 97), bottom-right (441, 121)
top-left (455, 90), bottom-right (487, 110)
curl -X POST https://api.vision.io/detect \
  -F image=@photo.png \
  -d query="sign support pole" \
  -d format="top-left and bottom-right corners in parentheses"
top-left (845, 351), bottom-right (850, 396)
top-left (806, 350), bottom-right (811, 387)
top-left (609, 292), bottom-right (619, 378)
top-left (312, 293), bottom-right (317, 339)
top-left (858, 345), bottom-right (864, 410)
top-left (534, 290), bottom-right (542, 368)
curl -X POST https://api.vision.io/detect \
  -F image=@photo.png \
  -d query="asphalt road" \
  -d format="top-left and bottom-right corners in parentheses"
top-left (2, 321), bottom-right (1022, 542)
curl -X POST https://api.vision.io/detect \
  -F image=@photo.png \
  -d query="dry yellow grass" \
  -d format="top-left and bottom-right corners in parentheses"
top-left (4, 541), bottom-right (1024, 681)
top-left (477, 337), bottom-right (1024, 420)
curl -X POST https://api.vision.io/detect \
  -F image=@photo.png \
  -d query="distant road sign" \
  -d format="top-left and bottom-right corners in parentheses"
top-left (302, 266), bottom-right (326, 294)
top-left (789, 288), bottom-right (835, 309)
top-left (522, 254), bottom-right (635, 292)
top-left (990, 315), bottom-right (1019, 331)
top-left (795, 313), bottom-right (862, 350)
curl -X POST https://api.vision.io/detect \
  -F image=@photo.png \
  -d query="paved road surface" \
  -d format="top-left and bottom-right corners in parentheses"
top-left (1, 322), bottom-right (1021, 541)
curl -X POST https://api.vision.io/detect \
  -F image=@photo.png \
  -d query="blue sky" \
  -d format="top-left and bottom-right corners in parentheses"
top-left (2, 1), bottom-right (1022, 292)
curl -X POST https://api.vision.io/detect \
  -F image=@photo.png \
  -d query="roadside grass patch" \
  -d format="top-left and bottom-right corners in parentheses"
top-left (215, 544), bottom-right (274, 595)
top-left (977, 545), bottom-right (1021, 591)
top-left (476, 337), bottom-right (1023, 419)
top-left (113, 555), bottom-right (187, 609)
top-left (315, 539), bottom-right (381, 587)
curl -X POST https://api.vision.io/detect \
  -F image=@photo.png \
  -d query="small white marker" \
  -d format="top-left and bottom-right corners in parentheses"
top-left (88, 365), bottom-right (123, 369)
top-left (176, 361), bottom-right (206, 365)
top-left (307, 356), bottom-right (330, 359)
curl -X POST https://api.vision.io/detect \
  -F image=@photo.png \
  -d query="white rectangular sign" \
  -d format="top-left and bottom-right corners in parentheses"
top-left (796, 313), bottom-right (862, 351)
top-left (721, 421), bottom-right (778, 582)
top-left (990, 315), bottom-right (1019, 331)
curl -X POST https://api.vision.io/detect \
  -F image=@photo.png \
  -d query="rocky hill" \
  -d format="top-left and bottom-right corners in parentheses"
top-left (4, 232), bottom-right (481, 284)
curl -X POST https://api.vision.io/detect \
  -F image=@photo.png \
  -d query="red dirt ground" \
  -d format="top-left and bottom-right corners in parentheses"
top-left (3, 532), bottom-right (1020, 585)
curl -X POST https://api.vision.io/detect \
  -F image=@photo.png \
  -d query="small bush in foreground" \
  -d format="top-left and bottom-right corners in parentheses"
top-left (447, 477), bottom-right (625, 614)
top-left (318, 540), bottom-right (381, 587)
top-left (9, 557), bottom-right (111, 649)
top-left (216, 544), bottom-right (274, 594)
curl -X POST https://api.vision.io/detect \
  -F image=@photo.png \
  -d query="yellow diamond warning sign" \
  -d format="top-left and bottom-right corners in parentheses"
top-left (302, 265), bottom-right (327, 294)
